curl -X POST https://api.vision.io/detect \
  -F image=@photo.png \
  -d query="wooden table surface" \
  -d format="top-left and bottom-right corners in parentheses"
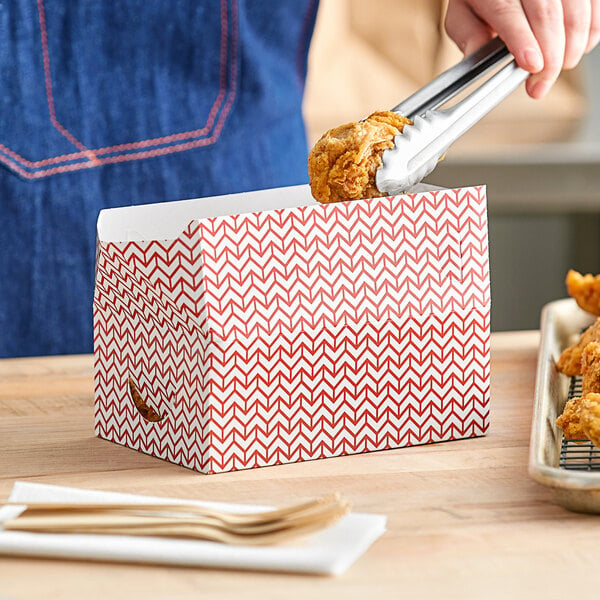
top-left (2, 331), bottom-right (600, 599)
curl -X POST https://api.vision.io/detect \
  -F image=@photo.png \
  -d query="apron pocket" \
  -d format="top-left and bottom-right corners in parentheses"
top-left (0, 0), bottom-right (238, 179)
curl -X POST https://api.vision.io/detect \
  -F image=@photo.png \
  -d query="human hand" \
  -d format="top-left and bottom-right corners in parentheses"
top-left (445, 0), bottom-right (600, 98)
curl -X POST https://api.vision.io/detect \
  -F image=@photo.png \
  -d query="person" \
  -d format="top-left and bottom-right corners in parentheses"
top-left (0, 1), bottom-right (319, 358)
top-left (0, 0), bottom-right (598, 358)
top-left (446, 0), bottom-right (600, 98)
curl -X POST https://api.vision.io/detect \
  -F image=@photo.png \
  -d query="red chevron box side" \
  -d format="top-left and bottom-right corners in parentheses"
top-left (202, 309), bottom-right (489, 473)
top-left (93, 185), bottom-right (490, 474)
top-left (93, 242), bottom-right (214, 471)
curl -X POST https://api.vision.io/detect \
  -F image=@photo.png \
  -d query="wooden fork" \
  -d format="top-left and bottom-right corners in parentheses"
top-left (2, 494), bottom-right (351, 545)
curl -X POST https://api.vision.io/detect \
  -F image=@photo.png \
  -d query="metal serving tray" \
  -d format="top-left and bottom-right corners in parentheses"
top-left (529, 298), bottom-right (600, 513)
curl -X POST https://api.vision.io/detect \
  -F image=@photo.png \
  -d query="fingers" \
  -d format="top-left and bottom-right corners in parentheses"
top-left (562, 0), bottom-right (592, 68)
top-left (451, 0), bottom-right (545, 73)
top-left (521, 0), bottom-right (566, 98)
top-left (445, 1), bottom-right (598, 100)
top-left (586, 0), bottom-right (600, 52)
top-left (445, 0), bottom-right (494, 56)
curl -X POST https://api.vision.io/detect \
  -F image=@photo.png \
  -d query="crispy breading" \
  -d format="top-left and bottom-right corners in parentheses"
top-left (308, 111), bottom-right (412, 204)
top-left (556, 317), bottom-right (600, 376)
top-left (580, 393), bottom-right (600, 447)
top-left (566, 269), bottom-right (600, 316)
top-left (555, 396), bottom-right (587, 440)
top-left (581, 342), bottom-right (600, 395)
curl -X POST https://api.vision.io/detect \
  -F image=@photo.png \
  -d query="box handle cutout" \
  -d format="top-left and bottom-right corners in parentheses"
top-left (128, 377), bottom-right (164, 423)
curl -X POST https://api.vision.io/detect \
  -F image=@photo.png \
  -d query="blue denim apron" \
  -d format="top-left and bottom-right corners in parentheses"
top-left (0, 0), bottom-right (318, 357)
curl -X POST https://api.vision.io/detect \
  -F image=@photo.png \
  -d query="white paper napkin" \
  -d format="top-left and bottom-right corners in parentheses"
top-left (0, 482), bottom-right (386, 576)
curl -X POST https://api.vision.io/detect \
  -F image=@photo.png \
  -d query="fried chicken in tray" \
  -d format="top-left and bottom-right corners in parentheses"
top-left (566, 269), bottom-right (600, 316)
top-left (556, 271), bottom-right (600, 378)
top-left (581, 341), bottom-right (600, 395)
top-left (556, 396), bottom-right (587, 441)
top-left (556, 318), bottom-right (600, 377)
top-left (580, 393), bottom-right (600, 448)
top-left (556, 340), bottom-right (600, 444)
top-left (555, 270), bottom-right (600, 447)
top-left (556, 393), bottom-right (600, 445)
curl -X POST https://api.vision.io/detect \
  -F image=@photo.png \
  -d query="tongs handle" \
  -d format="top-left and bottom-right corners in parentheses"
top-left (393, 36), bottom-right (512, 119)
top-left (437, 59), bottom-right (529, 141)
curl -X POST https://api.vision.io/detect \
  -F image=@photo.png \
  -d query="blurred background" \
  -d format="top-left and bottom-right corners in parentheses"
top-left (303, 0), bottom-right (600, 332)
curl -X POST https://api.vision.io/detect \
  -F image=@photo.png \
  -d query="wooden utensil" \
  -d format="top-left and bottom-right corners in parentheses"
top-left (2, 494), bottom-right (350, 546)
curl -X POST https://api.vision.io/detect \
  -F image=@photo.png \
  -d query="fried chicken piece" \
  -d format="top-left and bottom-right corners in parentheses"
top-left (566, 269), bottom-right (600, 316)
top-left (556, 317), bottom-right (600, 376)
top-left (580, 393), bottom-right (600, 447)
top-left (581, 342), bottom-right (600, 395)
top-left (308, 111), bottom-right (412, 204)
top-left (556, 396), bottom-right (587, 440)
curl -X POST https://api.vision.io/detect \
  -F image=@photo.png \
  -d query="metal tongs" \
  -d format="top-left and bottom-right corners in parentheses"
top-left (376, 37), bottom-right (530, 194)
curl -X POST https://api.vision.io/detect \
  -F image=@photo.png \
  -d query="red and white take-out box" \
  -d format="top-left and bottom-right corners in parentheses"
top-left (94, 184), bottom-right (490, 474)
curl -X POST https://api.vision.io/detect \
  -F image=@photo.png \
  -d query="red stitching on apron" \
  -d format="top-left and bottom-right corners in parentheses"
top-left (37, 0), bottom-right (99, 164)
top-left (0, 0), bottom-right (238, 177)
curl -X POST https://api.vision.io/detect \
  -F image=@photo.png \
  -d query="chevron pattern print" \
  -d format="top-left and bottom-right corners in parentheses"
top-left (94, 186), bottom-right (490, 474)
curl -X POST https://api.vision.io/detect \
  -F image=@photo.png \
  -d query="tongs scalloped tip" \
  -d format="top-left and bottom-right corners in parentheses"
top-left (376, 113), bottom-right (444, 194)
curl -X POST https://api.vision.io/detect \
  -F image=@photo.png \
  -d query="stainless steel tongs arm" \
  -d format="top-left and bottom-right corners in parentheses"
top-left (377, 37), bottom-right (530, 194)
top-left (392, 36), bottom-right (512, 119)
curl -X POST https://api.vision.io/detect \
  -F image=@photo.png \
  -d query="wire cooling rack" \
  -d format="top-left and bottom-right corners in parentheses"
top-left (559, 375), bottom-right (600, 471)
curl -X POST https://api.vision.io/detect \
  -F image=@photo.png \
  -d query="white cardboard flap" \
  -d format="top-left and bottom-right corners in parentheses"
top-left (96, 183), bottom-right (442, 244)
top-left (97, 185), bottom-right (315, 243)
